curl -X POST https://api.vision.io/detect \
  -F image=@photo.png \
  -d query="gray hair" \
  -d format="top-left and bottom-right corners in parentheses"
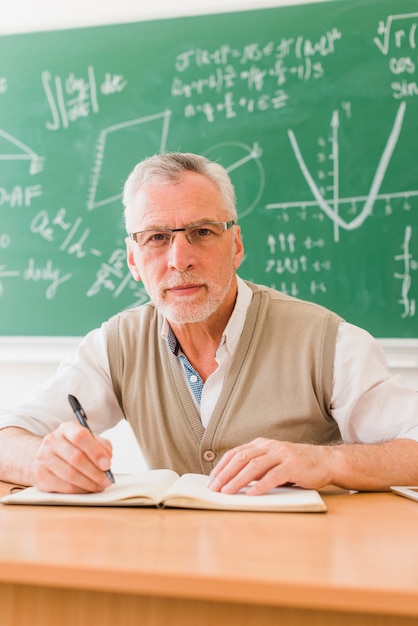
top-left (122, 152), bottom-right (237, 224)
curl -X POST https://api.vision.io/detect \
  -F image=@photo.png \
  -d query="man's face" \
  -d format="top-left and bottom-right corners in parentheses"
top-left (125, 171), bottom-right (244, 325)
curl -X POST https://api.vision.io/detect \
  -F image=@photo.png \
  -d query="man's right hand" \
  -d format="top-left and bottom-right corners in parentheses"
top-left (33, 422), bottom-right (113, 493)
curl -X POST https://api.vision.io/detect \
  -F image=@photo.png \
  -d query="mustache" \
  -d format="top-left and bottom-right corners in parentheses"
top-left (161, 272), bottom-right (206, 291)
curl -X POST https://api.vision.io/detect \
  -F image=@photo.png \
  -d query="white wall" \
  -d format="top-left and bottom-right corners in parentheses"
top-left (1, 0), bottom-right (418, 472)
top-left (0, 0), bottom-right (331, 35)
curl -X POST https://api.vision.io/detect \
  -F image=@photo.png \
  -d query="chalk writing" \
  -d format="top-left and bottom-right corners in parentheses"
top-left (184, 89), bottom-right (289, 122)
top-left (374, 13), bottom-right (418, 54)
top-left (394, 226), bottom-right (417, 318)
top-left (264, 232), bottom-right (332, 294)
top-left (171, 66), bottom-right (237, 98)
top-left (100, 73), bottom-right (127, 95)
top-left (23, 259), bottom-right (72, 300)
top-left (59, 217), bottom-right (91, 259)
top-left (374, 12), bottom-right (418, 98)
top-left (43, 67), bottom-right (98, 130)
top-left (43, 66), bottom-right (127, 131)
top-left (391, 80), bottom-right (418, 98)
top-left (175, 30), bottom-right (341, 72)
top-left (0, 185), bottom-right (42, 208)
top-left (87, 249), bottom-right (130, 298)
top-left (30, 208), bottom-right (100, 259)
top-left (172, 29), bottom-right (341, 122)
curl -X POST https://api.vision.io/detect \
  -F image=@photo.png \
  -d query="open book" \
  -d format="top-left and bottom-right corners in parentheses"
top-left (0, 469), bottom-right (327, 512)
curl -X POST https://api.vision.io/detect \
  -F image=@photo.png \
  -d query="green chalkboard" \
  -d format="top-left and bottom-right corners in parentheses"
top-left (0, 0), bottom-right (417, 337)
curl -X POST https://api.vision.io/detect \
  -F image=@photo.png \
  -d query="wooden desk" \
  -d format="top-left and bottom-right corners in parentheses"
top-left (0, 482), bottom-right (418, 626)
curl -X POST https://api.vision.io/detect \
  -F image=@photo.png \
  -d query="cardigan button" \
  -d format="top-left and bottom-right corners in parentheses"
top-left (203, 450), bottom-right (216, 462)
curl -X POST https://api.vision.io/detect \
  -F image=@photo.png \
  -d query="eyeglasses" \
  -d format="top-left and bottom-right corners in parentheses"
top-left (129, 220), bottom-right (235, 250)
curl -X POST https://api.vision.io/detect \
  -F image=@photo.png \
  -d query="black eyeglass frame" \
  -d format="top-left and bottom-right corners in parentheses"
top-left (129, 220), bottom-right (236, 247)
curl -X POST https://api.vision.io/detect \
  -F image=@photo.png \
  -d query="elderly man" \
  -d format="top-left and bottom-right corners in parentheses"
top-left (0, 152), bottom-right (417, 494)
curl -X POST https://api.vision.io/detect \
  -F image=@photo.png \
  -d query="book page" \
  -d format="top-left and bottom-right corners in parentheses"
top-left (1, 469), bottom-right (180, 507)
top-left (390, 486), bottom-right (418, 503)
top-left (162, 474), bottom-right (327, 512)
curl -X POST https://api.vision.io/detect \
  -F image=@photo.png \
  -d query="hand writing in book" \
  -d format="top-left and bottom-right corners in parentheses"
top-left (207, 437), bottom-right (334, 495)
top-left (33, 422), bottom-right (113, 494)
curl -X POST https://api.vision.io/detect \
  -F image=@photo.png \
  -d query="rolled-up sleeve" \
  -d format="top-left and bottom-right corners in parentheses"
top-left (331, 322), bottom-right (418, 443)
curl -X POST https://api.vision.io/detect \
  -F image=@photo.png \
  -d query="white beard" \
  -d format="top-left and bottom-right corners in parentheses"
top-left (155, 271), bottom-right (234, 325)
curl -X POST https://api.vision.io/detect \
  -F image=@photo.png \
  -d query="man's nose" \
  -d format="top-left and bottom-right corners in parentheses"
top-left (166, 231), bottom-right (195, 271)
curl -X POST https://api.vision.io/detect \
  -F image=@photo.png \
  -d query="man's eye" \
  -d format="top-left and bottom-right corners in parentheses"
top-left (149, 232), bottom-right (171, 243)
top-left (192, 227), bottom-right (213, 238)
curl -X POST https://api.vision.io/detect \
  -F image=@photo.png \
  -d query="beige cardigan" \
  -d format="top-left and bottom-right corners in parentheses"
top-left (107, 282), bottom-right (342, 475)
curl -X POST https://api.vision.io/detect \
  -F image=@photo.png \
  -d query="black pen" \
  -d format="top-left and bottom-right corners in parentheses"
top-left (67, 394), bottom-right (115, 483)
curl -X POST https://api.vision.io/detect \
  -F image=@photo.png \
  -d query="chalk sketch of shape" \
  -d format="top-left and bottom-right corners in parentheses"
top-left (204, 141), bottom-right (265, 219)
top-left (87, 110), bottom-right (171, 211)
top-left (287, 101), bottom-right (406, 233)
top-left (0, 129), bottom-right (44, 175)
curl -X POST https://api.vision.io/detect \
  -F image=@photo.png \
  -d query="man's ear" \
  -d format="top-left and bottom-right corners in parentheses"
top-left (233, 225), bottom-right (245, 270)
top-left (125, 237), bottom-right (141, 282)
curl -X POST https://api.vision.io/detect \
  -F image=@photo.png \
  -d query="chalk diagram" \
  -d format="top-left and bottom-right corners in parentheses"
top-left (265, 101), bottom-right (416, 240)
top-left (87, 111), bottom-right (265, 219)
top-left (87, 111), bottom-right (172, 211)
top-left (0, 128), bottom-right (44, 175)
top-left (266, 100), bottom-right (417, 318)
top-left (203, 141), bottom-right (265, 220)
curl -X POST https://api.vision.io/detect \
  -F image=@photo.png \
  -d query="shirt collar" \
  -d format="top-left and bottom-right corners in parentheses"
top-left (219, 276), bottom-right (252, 356)
top-left (162, 276), bottom-right (252, 357)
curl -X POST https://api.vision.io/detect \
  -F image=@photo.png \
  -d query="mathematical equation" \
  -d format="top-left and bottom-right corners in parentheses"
top-left (43, 66), bottom-right (127, 131)
top-left (374, 11), bottom-right (418, 99)
top-left (171, 30), bottom-right (341, 122)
